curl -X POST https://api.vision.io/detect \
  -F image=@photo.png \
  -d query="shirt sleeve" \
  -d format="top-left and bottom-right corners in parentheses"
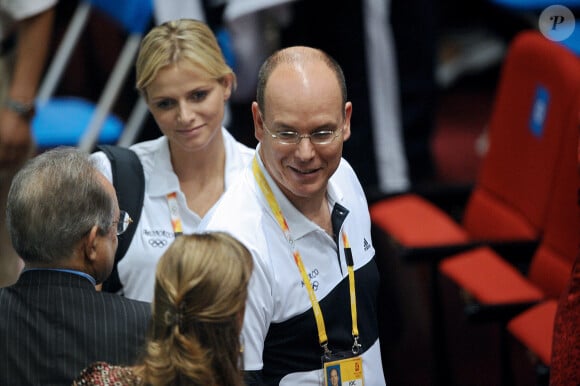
top-left (2, 0), bottom-right (58, 20)
top-left (90, 151), bottom-right (114, 183)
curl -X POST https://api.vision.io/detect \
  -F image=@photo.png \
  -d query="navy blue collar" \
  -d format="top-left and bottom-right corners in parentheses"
top-left (23, 268), bottom-right (96, 286)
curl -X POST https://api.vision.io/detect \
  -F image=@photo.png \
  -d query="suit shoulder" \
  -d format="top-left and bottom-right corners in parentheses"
top-left (100, 293), bottom-right (151, 314)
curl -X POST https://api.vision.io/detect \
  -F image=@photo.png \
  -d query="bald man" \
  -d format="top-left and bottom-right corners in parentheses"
top-left (200, 46), bottom-right (386, 385)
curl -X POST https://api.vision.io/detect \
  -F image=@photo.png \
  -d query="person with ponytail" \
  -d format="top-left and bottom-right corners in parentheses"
top-left (73, 231), bottom-right (253, 386)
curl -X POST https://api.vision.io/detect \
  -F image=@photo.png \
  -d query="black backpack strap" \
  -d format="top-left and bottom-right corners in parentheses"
top-left (96, 144), bottom-right (145, 294)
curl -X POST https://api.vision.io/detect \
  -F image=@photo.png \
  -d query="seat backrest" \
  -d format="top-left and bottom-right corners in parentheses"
top-left (88, 0), bottom-right (152, 34)
top-left (462, 31), bottom-right (580, 241)
top-left (527, 122), bottom-right (580, 298)
top-left (34, 0), bottom-right (153, 152)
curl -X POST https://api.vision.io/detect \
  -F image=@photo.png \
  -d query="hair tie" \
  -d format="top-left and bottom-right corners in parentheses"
top-left (164, 302), bottom-right (186, 331)
top-left (177, 302), bottom-right (186, 331)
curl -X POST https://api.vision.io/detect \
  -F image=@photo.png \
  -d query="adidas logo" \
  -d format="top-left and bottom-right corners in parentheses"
top-left (363, 238), bottom-right (371, 251)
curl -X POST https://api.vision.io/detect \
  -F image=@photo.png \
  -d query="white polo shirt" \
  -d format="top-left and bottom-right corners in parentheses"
top-left (200, 150), bottom-right (386, 385)
top-left (92, 128), bottom-right (254, 302)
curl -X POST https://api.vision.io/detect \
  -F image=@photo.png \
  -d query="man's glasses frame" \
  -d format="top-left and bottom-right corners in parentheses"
top-left (262, 121), bottom-right (343, 146)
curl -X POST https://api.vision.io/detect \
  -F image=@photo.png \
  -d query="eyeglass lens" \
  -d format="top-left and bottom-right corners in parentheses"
top-left (117, 210), bottom-right (133, 235)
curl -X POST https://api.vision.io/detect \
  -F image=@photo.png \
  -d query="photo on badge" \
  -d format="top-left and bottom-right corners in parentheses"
top-left (323, 355), bottom-right (363, 386)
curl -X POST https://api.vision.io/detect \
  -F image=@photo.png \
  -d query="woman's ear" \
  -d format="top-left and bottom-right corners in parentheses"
top-left (222, 73), bottom-right (234, 101)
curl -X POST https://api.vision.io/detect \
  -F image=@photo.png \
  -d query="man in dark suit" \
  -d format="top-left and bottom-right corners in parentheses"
top-left (0, 147), bottom-right (151, 386)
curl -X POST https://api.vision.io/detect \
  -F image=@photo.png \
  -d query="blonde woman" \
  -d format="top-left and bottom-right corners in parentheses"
top-left (91, 19), bottom-right (254, 302)
top-left (74, 231), bottom-right (253, 386)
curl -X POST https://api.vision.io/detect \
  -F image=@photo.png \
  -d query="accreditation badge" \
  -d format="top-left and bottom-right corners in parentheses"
top-left (323, 353), bottom-right (364, 386)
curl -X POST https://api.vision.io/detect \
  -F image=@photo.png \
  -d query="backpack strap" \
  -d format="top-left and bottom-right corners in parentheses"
top-left (97, 144), bottom-right (145, 294)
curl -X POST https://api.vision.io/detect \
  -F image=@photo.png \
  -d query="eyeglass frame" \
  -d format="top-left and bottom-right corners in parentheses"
top-left (260, 116), bottom-right (344, 146)
top-left (113, 210), bottom-right (133, 236)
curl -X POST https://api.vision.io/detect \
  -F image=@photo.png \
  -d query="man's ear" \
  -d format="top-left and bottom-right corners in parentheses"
top-left (84, 225), bottom-right (100, 263)
top-left (342, 101), bottom-right (352, 142)
top-left (252, 102), bottom-right (264, 142)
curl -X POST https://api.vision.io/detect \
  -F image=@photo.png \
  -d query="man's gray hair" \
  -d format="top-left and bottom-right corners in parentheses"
top-left (6, 147), bottom-right (114, 263)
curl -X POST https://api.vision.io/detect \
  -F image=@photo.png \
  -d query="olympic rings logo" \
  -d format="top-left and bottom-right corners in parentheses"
top-left (148, 239), bottom-right (168, 248)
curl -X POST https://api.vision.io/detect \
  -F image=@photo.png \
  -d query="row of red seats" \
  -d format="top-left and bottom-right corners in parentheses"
top-left (370, 30), bottom-right (580, 385)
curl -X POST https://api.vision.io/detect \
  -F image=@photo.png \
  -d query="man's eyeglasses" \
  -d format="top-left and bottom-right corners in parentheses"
top-left (263, 124), bottom-right (343, 145)
top-left (114, 210), bottom-right (133, 236)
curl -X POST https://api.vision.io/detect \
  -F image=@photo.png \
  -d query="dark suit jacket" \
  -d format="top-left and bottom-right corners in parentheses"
top-left (0, 270), bottom-right (151, 386)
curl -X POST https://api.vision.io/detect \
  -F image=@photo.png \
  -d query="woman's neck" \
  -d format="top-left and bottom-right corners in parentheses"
top-left (169, 135), bottom-right (226, 217)
top-left (169, 132), bottom-right (225, 181)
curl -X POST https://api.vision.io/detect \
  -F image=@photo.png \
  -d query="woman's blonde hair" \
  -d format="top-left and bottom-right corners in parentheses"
top-left (136, 232), bottom-right (253, 386)
top-left (135, 19), bottom-right (237, 99)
